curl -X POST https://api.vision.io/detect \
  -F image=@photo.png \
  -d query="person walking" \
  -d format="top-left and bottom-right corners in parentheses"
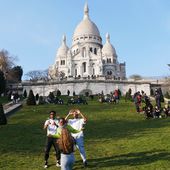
top-left (65, 109), bottom-right (87, 167)
top-left (43, 111), bottom-right (60, 168)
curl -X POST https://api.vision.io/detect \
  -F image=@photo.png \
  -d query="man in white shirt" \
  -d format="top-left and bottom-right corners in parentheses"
top-left (43, 111), bottom-right (60, 168)
top-left (65, 109), bottom-right (87, 167)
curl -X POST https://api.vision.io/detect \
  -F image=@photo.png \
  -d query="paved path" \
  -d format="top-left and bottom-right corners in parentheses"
top-left (3, 102), bottom-right (22, 117)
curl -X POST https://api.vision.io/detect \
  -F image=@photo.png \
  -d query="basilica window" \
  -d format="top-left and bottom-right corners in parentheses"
top-left (75, 69), bottom-right (77, 76)
top-left (90, 47), bottom-right (93, 52)
top-left (82, 47), bottom-right (86, 57)
top-left (60, 60), bottom-right (65, 65)
top-left (107, 71), bottom-right (112, 75)
top-left (107, 58), bottom-right (111, 63)
top-left (82, 62), bottom-right (86, 73)
top-left (94, 48), bottom-right (97, 55)
top-left (93, 68), bottom-right (95, 75)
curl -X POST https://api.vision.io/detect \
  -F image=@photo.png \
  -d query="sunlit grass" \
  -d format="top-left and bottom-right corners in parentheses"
top-left (0, 98), bottom-right (170, 170)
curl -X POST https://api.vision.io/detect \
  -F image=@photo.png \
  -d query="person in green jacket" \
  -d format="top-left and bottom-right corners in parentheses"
top-left (51, 118), bottom-right (80, 138)
top-left (51, 118), bottom-right (80, 170)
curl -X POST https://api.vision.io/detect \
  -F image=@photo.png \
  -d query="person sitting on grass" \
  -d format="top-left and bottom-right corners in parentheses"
top-left (163, 104), bottom-right (170, 117)
top-left (143, 105), bottom-right (153, 119)
top-left (153, 105), bottom-right (161, 118)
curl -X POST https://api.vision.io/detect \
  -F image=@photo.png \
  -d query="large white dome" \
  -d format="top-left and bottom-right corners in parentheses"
top-left (73, 19), bottom-right (100, 38)
top-left (72, 3), bottom-right (101, 45)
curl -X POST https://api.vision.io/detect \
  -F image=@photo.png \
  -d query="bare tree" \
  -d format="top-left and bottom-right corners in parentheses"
top-left (129, 74), bottom-right (142, 81)
top-left (0, 49), bottom-right (17, 74)
top-left (59, 71), bottom-right (65, 79)
top-left (48, 66), bottom-right (59, 80)
top-left (25, 69), bottom-right (49, 81)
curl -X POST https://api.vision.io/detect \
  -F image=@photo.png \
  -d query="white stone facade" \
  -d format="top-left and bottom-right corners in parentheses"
top-left (49, 3), bottom-right (126, 80)
top-left (23, 80), bottom-right (151, 97)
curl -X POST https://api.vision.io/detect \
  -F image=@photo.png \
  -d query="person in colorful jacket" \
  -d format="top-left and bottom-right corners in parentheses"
top-left (51, 118), bottom-right (80, 170)
top-left (65, 109), bottom-right (87, 167)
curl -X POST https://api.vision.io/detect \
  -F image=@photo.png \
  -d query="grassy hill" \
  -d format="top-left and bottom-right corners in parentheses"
top-left (0, 98), bottom-right (170, 170)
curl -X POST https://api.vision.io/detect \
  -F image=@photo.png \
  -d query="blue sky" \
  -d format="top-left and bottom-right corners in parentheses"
top-left (0, 0), bottom-right (170, 79)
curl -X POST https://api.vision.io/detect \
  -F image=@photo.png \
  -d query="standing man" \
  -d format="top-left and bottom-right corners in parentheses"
top-left (65, 109), bottom-right (87, 167)
top-left (43, 111), bottom-right (60, 168)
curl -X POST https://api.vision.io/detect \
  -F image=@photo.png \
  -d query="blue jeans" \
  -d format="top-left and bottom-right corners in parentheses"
top-left (61, 153), bottom-right (75, 170)
top-left (75, 136), bottom-right (86, 162)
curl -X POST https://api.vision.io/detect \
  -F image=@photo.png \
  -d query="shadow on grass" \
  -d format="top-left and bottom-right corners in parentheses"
top-left (86, 118), bottom-right (170, 140)
top-left (74, 149), bottom-right (170, 169)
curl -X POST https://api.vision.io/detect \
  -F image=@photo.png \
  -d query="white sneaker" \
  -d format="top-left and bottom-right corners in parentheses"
top-left (56, 162), bottom-right (61, 167)
top-left (44, 164), bottom-right (48, 168)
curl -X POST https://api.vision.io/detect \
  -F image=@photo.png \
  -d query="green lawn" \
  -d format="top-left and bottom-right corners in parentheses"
top-left (0, 96), bottom-right (9, 104)
top-left (0, 98), bottom-right (170, 170)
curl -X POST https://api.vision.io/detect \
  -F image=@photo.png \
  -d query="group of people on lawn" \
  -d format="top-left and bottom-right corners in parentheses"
top-left (43, 109), bottom-right (87, 170)
top-left (133, 89), bottom-right (170, 119)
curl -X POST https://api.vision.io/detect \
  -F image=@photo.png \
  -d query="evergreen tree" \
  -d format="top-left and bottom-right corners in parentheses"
top-left (26, 90), bottom-right (36, 105)
top-left (10, 66), bottom-right (23, 82)
top-left (35, 93), bottom-right (39, 101)
top-left (0, 103), bottom-right (7, 125)
top-left (23, 90), bottom-right (27, 98)
top-left (38, 96), bottom-right (45, 105)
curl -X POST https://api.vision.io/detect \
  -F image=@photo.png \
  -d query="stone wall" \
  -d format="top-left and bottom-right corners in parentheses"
top-left (22, 80), bottom-right (151, 96)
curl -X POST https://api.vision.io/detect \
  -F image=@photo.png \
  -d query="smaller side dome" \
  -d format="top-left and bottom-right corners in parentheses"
top-left (57, 35), bottom-right (69, 56)
top-left (102, 33), bottom-right (116, 56)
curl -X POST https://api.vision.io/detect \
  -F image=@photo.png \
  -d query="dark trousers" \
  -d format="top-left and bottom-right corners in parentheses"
top-left (44, 137), bottom-right (60, 162)
top-left (135, 103), bottom-right (140, 113)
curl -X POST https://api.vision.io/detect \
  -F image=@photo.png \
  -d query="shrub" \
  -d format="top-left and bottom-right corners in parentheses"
top-left (38, 96), bottom-right (45, 105)
top-left (85, 92), bottom-right (89, 97)
top-left (26, 90), bottom-right (36, 105)
top-left (0, 103), bottom-right (7, 125)
top-left (57, 90), bottom-right (61, 97)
